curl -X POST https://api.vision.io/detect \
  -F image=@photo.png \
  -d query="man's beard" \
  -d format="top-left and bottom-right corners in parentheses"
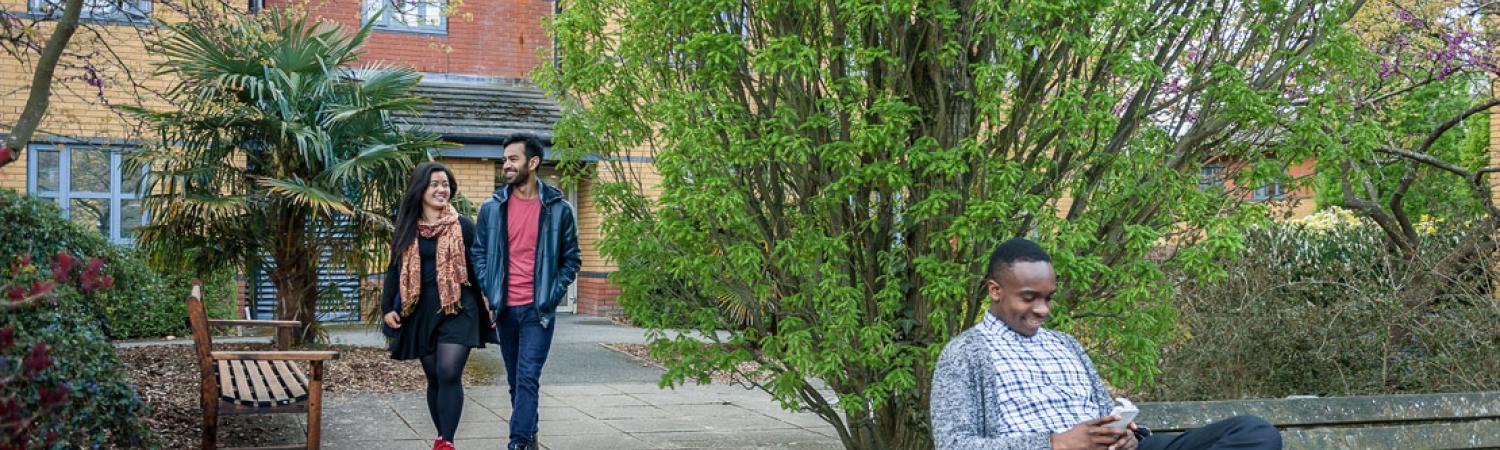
top-left (506, 167), bottom-right (532, 187)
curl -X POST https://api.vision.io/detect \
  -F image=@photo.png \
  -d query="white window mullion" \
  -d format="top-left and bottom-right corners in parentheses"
top-left (109, 151), bottom-right (123, 243)
top-left (58, 145), bottom-right (71, 219)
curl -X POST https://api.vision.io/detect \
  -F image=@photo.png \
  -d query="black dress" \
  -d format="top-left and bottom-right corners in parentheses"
top-left (382, 216), bottom-right (497, 361)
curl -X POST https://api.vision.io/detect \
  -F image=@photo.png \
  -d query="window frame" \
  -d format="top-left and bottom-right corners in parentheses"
top-left (1198, 165), bottom-right (1225, 192)
top-left (1251, 181), bottom-right (1288, 201)
top-left (27, 0), bottom-right (153, 25)
top-left (362, 0), bottom-right (448, 35)
top-left (26, 143), bottom-right (148, 245)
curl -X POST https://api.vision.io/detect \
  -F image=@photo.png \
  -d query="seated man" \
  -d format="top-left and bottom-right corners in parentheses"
top-left (931, 238), bottom-right (1281, 450)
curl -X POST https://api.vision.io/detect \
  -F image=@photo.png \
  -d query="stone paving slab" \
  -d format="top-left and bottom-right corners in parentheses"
top-left (535, 432), bottom-right (660, 449)
top-left (253, 383), bottom-right (845, 449)
top-left (637, 429), bottom-right (841, 449)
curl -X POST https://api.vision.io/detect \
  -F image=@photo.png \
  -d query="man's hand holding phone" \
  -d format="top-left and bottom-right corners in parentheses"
top-left (1051, 415), bottom-right (1128, 450)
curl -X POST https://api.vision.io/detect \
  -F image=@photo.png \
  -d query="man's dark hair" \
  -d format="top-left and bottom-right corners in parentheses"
top-left (986, 238), bottom-right (1052, 282)
top-left (504, 134), bottom-right (546, 162)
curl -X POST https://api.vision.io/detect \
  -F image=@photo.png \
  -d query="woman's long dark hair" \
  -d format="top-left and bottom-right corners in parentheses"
top-left (391, 162), bottom-right (459, 258)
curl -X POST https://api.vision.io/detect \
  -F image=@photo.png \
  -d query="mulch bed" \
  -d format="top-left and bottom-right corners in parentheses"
top-left (602, 342), bottom-right (770, 384)
top-left (118, 343), bottom-right (491, 449)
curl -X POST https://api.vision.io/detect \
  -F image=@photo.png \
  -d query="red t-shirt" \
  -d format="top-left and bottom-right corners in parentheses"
top-left (505, 195), bottom-right (542, 306)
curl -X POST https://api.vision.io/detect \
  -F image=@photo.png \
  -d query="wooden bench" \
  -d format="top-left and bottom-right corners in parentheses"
top-left (186, 281), bottom-right (339, 450)
top-left (1139, 391), bottom-right (1500, 449)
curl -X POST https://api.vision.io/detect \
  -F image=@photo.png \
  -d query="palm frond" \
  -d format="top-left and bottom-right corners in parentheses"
top-left (323, 143), bottom-right (413, 184)
top-left (256, 176), bottom-right (355, 216)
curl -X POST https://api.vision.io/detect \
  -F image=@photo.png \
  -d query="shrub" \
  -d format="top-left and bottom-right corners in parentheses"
top-left (1147, 209), bottom-right (1500, 400)
top-left (0, 189), bottom-right (235, 340)
top-left (2, 254), bottom-right (154, 447)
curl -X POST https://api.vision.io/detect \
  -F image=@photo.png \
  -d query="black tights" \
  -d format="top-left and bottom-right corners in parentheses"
top-left (421, 343), bottom-right (470, 441)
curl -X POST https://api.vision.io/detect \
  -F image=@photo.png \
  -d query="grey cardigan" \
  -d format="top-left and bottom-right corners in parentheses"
top-left (930, 327), bottom-right (1117, 450)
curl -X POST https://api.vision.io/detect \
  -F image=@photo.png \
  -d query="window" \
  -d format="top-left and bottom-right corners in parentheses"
top-left (362, 0), bottom-right (446, 34)
top-left (1252, 182), bottom-right (1287, 201)
top-left (27, 144), bottom-right (147, 245)
top-left (1198, 165), bottom-right (1224, 192)
top-left (29, 0), bottom-right (151, 23)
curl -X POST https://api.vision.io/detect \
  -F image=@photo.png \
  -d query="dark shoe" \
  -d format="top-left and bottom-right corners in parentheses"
top-left (506, 436), bottom-right (539, 450)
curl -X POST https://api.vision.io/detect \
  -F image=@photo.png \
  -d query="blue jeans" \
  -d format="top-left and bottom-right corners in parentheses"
top-left (1140, 415), bottom-right (1282, 450)
top-left (498, 304), bottom-right (555, 445)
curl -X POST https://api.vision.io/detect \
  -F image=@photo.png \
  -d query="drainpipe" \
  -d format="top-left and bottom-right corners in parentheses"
top-left (552, 0), bottom-right (561, 69)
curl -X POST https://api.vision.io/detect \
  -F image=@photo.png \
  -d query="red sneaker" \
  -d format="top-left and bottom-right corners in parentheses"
top-left (433, 438), bottom-right (455, 450)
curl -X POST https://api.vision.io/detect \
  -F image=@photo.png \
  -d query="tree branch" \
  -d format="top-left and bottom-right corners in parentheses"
top-left (0, 287), bottom-right (56, 311)
top-left (1, 0), bottom-right (85, 168)
top-left (1412, 98), bottom-right (1500, 156)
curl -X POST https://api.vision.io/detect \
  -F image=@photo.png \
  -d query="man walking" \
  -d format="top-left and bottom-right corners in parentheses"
top-left (472, 134), bottom-right (582, 450)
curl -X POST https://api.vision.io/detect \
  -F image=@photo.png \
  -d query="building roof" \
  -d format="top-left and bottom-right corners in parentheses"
top-left (395, 80), bottom-right (562, 144)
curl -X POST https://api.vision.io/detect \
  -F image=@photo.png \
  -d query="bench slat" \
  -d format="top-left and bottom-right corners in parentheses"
top-left (244, 359), bottom-right (273, 406)
top-left (1139, 391), bottom-right (1500, 431)
top-left (273, 361), bottom-right (308, 400)
top-left (216, 360), bottom-right (234, 401)
top-left (230, 360), bottom-right (256, 406)
top-left (258, 361), bottom-right (291, 404)
top-left (1283, 419), bottom-right (1500, 450)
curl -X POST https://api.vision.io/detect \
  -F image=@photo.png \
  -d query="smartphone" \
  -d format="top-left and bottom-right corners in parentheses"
top-left (1104, 397), bottom-right (1138, 429)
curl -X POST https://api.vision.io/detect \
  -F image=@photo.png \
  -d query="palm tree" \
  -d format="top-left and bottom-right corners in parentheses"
top-left (122, 9), bottom-right (450, 345)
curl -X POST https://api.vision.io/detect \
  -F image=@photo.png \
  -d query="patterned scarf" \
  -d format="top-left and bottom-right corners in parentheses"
top-left (399, 205), bottom-right (467, 316)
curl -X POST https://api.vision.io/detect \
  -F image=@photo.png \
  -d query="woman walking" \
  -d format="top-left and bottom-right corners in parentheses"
top-left (381, 162), bottom-right (497, 450)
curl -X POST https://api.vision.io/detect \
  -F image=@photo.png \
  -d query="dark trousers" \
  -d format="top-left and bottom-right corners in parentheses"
top-left (1140, 415), bottom-right (1282, 450)
top-left (498, 304), bottom-right (555, 445)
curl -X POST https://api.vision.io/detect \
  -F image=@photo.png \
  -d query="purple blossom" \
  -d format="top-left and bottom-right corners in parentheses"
top-left (1435, 64), bottom-right (1457, 80)
top-left (1378, 61), bottom-right (1397, 80)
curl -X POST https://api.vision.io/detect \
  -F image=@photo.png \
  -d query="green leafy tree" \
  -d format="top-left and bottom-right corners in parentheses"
top-left (1275, 0), bottom-right (1499, 371)
top-left (123, 9), bottom-right (449, 345)
top-left (1310, 0), bottom-right (1497, 224)
top-left (1311, 79), bottom-right (1490, 228)
top-left (541, 0), bottom-right (1367, 447)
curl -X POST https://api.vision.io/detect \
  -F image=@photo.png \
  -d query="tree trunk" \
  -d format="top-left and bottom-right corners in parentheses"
top-left (0, 0), bottom-right (84, 169)
top-left (269, 210), bottom-right (321, 346)
top-left (837, 399), bottom-right (930, 450)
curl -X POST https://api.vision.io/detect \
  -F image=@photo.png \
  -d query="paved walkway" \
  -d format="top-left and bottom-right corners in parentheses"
top-left (203, 314), bottom-right (844, 449)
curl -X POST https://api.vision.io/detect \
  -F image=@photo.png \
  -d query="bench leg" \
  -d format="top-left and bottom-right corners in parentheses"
top-left (307, 361), bottom-right (323, 450)
top-left (202, 377), bottom-right (219, 449)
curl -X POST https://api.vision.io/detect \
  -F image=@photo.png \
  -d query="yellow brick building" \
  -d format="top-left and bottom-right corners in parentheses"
top-left (0, 1), bottom-right (662, 317)
top-left (0, 5), bottom-right (175, 243)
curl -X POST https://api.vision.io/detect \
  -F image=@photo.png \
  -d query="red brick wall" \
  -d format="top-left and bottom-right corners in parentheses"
top-left (576, 274), bottom-right (622, 316)
top-left (266, 0), bottom-right (553, 78)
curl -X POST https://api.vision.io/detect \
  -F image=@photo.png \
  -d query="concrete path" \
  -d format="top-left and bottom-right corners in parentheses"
top-left (305, 382), bottom-right (841, 449)
top-left (190, 314), bottom-right (844, 449)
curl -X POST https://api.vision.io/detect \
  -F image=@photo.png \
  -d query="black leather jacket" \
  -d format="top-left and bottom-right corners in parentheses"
top-left (471, 178), bottom-right (582, 328)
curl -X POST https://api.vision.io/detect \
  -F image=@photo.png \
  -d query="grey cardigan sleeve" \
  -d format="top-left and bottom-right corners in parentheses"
top-left (931, 333), bottom-right (1053, 450)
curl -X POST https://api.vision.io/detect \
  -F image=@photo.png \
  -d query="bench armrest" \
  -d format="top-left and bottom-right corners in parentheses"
top-left (211, 351), bottom-right (340, 361)
top-left (208, 319), bottom-right (301, 328)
